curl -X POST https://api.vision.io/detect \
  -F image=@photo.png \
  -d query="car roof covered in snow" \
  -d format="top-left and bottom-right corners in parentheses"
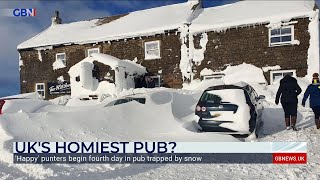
top-left (17, 1), bottom-right (199, 50)
top-left (204, 81), bottom-right (249, 91)
top-left (189, 0), bottom-right (316, 34)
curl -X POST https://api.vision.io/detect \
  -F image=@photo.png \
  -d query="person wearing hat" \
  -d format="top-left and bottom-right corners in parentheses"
top-left (275, 74), bottom-right (302, 131)
top-left (302, 73), bottom-right (320, 129)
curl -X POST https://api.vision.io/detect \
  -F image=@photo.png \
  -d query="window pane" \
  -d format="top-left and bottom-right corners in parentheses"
top-left (146, 42), bottom-right (158, 50)
top-left (271, 37), bottom-right (281, 43)
top-left (273, 73), bottom-right (283, 82)
top-left (271, 29), bottom-right (281, 36)
top-left (283, 72), bottom-right (293, 77)
top-left (57, 54), bottom-right (65, 60)
top-left (153, 77), bottom-right (160, 87)
top-left (37, 84), bottom-right (44, 90)
top-left (88, 49), bottom-right (99, 56)
top-left (281, 36), bottom-right (292, 42)
top-left (281, 28), bottom-right (291, 35)
top-left (147, 50), bottom-right (160, 56)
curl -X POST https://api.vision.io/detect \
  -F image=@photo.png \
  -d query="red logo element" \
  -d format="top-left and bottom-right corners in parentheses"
top-left (273, 153), bottom-right (307, 164)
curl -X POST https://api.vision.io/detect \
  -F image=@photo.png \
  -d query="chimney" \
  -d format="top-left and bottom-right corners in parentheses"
top-left (188, 0), bottom-right (203, 9)
top-left (51, 10), bottom-right (62, 25)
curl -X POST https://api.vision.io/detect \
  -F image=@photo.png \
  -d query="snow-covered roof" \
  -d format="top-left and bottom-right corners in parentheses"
top-left (190, 0), bottom-right (316, 34)
top-left (18, 0), bottom-right (317, 49)
top-left (68, 53), bottom-right (146, 77)
top-left (18, 1), bottom-right (199, 49)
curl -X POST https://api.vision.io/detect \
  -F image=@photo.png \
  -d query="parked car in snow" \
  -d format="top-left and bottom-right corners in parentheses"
top-left (104, 95), bottom-right (146, 107)
top-left (195, 82), bottom-right (265, 137)
top-left (0, 94), bottom-right (52, 114)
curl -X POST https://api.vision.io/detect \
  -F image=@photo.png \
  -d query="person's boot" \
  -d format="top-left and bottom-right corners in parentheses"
top-left (285, 118), bottom-right (291, 130)
top-left (291, 116), bottom-right (298, 131)
top-left (316, 119), bottom-right (320, 129)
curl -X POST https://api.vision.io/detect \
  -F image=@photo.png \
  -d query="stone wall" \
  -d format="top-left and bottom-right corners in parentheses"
top-left (192, 18), bottom-right (310, 83)
top-left (19, 32), bottom-right (183, 99)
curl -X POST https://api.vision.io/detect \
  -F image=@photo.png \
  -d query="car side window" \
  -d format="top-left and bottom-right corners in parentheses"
top-left (245, 86), bottom-right (256, 103)
top-left (251, 88), bottom-right (259, 100)
top-left (114, 99), bottom-right (128, 105)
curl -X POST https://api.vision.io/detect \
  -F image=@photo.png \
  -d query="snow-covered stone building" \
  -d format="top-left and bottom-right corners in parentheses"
top-left (18, 0), bottom-right (319, 99)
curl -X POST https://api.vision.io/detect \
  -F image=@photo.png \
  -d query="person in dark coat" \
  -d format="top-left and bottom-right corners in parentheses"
top-left (146, 76), bottom-right (156, 88)
top-left (302, 73), bottom-right (320, 129)
top-left (275, 75), bottom-right (302, 131)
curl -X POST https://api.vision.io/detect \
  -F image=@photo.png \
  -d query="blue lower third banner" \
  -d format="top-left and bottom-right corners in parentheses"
top-left (14, 153), bottom-right (273, 164)
top-left (13, 142), bottom-right (307, 164)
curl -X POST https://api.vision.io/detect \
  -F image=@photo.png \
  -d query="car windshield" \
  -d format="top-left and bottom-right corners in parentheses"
top-left (200, 93), bottom-right (222, 104)
top-left (200, 89), bottom-right (245, 104)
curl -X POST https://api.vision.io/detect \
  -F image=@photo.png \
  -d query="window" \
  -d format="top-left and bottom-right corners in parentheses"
top-left (35, 83), bottom-right (45, 98)
top-left (202, 73), bottom-right (225, 80)
top-left (87, 48), bottom-right (100, 57)
top-left (144, 41), bottom-right (161, 60)
top-left (56, 53), bottom-right (66, 66)
top-left (269, 26), bottom-right (294, 46)
top-left (270, 70), bottom-right (296, 84)
top-left (146, 75), bottom-right (161, 87)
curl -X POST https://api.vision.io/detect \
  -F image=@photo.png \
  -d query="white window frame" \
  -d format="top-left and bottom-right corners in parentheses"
top-left (56, 53), bottom-right (66, 66)
top-left (269, 25), bottom-right (294, 46)
top-left (144, 40), bottom-right (161, 60)
top-left (202, 73), bottom-right (225, 80)
top-left (270, 70), bottom-right (296, 84)
top-left (147, 75), bottom-right (161, 87)
top-left (87, 48), bottom-right (100, 57)
top-left (35, 83), bottom-right (46, 98)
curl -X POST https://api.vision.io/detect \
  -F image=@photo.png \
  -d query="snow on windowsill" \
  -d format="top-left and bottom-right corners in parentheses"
top-left (144, 56), bottom-right (161, 60)
top-left (268, 40), bottom-right (300, 47)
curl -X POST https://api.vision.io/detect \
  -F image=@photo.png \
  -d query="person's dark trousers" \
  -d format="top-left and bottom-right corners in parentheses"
top-left (291, 116), bottom-right (297, 127)
top-left (282, 102), bottom-right (298, 130)
top-left (311, 106), bottom-right (320, 129)
top-left (285, 117), bottom-right (290, 127)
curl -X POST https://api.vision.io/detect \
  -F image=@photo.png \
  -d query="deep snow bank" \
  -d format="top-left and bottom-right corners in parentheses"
top-left (183, 63), bottom-right (266, 90)
top-left (0, 89), bottom-right (238, 142)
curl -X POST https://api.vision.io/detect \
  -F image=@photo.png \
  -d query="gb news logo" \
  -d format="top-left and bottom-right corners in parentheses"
top-left (13, 8), bottom-right (36, 17)
top-left (0, 8), bottom-right (36, 17)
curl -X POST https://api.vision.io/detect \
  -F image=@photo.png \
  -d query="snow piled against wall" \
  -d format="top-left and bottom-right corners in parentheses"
top-left (307, 10), bottom-right (320, 79)
top-left (52, 59), bottom-right (66, 70)
top-left (183, 63), bottom-right (266, 90)
top-left (200, 68), bottom-right (214, 76)
top-left (38, 50), bottom-right (42, 61)
top-left (57, 76), bottom-right (64, 82)
top-left (220, 63), bottom-right (266, 84)
top-left (180, 44), bottom-right (190, 79)
top-left (262, 65), bottom-right (281, 72)
top-left (179, 26), bottom-right (208, 80)
top-left (68, 53), bottom-right (146, 97)
top-left (19, 53), bottom-right (23, 71)
top-left (191, 33), bottom-right (208, 65)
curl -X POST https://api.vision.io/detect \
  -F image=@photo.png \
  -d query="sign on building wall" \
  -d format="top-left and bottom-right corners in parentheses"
top-left (47, 82), bottom-right (71, 95)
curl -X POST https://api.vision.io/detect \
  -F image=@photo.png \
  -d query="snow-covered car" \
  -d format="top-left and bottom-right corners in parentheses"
top-left (195, 82), bottom-right (265, 137)
top-left (104, 95), bottom-right (146, 107)
top-left (0, 98), bottom-right (52, 114)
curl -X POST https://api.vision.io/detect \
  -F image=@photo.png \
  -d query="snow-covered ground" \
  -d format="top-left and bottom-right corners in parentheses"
top-left (0, 78), bottom-right (320, 179)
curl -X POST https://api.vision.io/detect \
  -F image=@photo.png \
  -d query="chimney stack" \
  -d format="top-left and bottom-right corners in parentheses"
top-left (51, 10), bottom-right (62, 25)
top-left (188, 0), bottom-right (203, 8)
